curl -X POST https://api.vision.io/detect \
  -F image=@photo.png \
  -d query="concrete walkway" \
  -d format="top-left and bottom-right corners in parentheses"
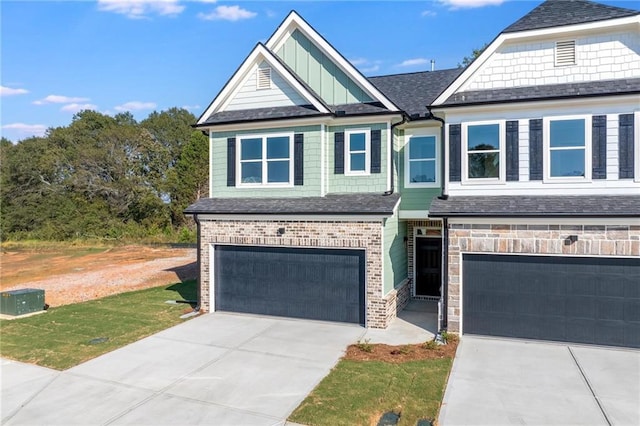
top-left (439, 336), bottom-right (640, 425)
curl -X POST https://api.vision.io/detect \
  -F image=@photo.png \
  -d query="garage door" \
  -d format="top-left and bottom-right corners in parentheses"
top-left (214, 245), bottom-right (365, 325)
top-left (463, 254), bottom-right (640, 348)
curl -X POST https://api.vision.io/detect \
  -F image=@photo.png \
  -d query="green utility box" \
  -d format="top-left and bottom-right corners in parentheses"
top-left (0, 288), bottom-right (45, 316)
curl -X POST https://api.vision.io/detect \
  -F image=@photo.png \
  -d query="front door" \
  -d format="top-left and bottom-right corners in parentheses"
top-left (415, 237), bottom-right (442, 297)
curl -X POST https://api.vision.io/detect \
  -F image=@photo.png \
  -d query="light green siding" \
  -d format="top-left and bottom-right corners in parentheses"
top-left (211, 125), bottom-right (321, 198)
top-left (328, 123), bottom-right (388, 194)
top-left (383, 215), bottom-right (408, 294)
top-left (276, 30), bottom-right (372, 105)
top-left (397, 128), bottom-right (441, 212)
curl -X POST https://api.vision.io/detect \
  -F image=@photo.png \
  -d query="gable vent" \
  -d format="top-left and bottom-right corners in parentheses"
top-left (257, 67), bottom-right (271, 90)
top-left (555, 40), bottom-right (576, 66)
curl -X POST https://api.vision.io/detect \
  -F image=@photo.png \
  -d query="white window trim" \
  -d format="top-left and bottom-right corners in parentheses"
top-left (461, 120), bottom-right (506, 184)
top-left (634, 111), bottom-right (640, 183)
top-left (236, 132), bottom-right (294, 188)
top-left (345, 128), bottom-right (371, 176)
top-left (543, 115), bottom-right (592, 183)
top-left (404, 128), bottom-right (440, 188)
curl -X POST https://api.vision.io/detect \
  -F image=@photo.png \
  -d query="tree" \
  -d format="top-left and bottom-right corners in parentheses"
top-left (458, 43), bottom-right (489, 68)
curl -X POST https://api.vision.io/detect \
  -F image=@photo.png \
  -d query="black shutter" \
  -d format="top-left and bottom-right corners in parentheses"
top-left (592, 115), bottom-right (607, 180)
top-left (619, 114), bottom-right (635, 179)
top-left (449, 124), bottom-right (461, 182)
top-left (334, 132), bottom-right (345, 174)
top-left (529, 119), bottom-right (543, 181)
top-left (227, 137), bottom-right (236, 187)
top-left (506, 120), bottom-right (519, 181)
top-left (371, 129), bottom-right (381, 173)
top-left (294, 133), bottom-right (304, 186)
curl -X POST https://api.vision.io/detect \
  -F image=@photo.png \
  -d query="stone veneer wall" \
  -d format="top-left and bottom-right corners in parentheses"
top-left (199, 219), bottom-right (404, 328)
top-left (447, 223), bottom-right (640, 332)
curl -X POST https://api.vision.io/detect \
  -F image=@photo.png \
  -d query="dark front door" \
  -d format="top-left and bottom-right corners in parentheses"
top-left (214, 245), bottom-right (366, 325)
top-left (415, 237), bottom-right (442, 297)
top-left (462, 254), bottom-right (640, 348)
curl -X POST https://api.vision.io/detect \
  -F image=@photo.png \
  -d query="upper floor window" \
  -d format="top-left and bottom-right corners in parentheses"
top-left (405, 131), bottom-right (439, 187)
top-left (463, 121), bottom-right (504, 181)
top-left (345, 129), bottom-right (370, 175)
top-left (544, 116), bottom-right (591, 180)
top-left (238, 133), bottom-right (292, 186)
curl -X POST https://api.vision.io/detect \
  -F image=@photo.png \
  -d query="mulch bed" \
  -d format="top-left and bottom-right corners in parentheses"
top-left (345, 337), bottom-right (458, 363)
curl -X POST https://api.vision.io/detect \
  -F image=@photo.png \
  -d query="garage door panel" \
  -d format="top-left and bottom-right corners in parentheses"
top-left (214, 245), bottom-right (364, 325)
top-left (463, 254), bottom-right (640, 348)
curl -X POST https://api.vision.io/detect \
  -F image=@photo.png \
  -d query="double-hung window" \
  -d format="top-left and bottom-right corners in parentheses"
top-left (405, 131), bottom-right (438, 187)
top-left (544, 116), bottom-right (590, 180)
top-left (238, 133), bottom-right (292, 186)
top-left (345, 129), bottom-right (370, 175)
top-left (463, 121), bottom-right (503, 181)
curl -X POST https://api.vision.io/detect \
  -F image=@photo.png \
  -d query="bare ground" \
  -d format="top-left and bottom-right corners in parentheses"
top-left (0, 245), bottom-right (197, 307)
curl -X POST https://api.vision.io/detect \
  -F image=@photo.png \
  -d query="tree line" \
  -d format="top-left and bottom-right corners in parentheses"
top-left (0, 108), bottom-right (208, 242)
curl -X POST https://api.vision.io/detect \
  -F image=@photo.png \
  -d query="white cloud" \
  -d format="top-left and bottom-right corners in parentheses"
top-left (181, 104), bottom-right (201, 111)
top-left (97, 0), bottom-right (184, 19)
top-left (361, 65), bottom-right (380, 73)
top-left (2, 123), bottom-right (47, 137)
top-left (421, 10), bottom-right (437, 17)
top-left (1, 86), bottom-right (29, 96)
top-left (114, 101), bottom-right (157, 112)
top-left (198, 5), bottom-right (257, 21)
top-left (33, 95), bottom-right (90, 105)
top-left (349, 58), bottom-right (382, 74)
top-left (438, 0), bottom-right (505, 9)
top-left (397, 58), bottom-right (430, 67)
top-left (61, 103), bottom-right (98, 113)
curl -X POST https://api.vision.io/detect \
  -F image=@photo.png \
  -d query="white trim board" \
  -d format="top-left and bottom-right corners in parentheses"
top-left (193, 214), bottom-right (388, 222)
top-left (447, 217), bottom-right (640, 226)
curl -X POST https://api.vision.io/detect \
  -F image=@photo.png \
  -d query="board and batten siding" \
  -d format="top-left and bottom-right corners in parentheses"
top-left (276, 29), bottom-right (372, 105)
top-left (225, 61), bottom-right (308, 111)
top-left (463, 31), bottom-right (640, 91)
top-left (383, 214), bottom-right (408, 294)
top-left (210, 125), bottom-right (322, 197)
top-left (328, 123), bottom-right (388, 194)
top-left (444, 104), bottom-right (639, 196)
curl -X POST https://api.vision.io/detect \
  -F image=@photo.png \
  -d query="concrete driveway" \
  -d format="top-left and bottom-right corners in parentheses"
top-left (439, 336), bottom-right (640, 425)
top-left (1, 313), bottom-right (365, 426)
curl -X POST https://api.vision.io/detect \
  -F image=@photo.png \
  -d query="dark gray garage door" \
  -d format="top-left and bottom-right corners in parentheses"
top-left (214, 245), bottom-right (365, 325)
top-left (463, 254), bottom-right (640, 348)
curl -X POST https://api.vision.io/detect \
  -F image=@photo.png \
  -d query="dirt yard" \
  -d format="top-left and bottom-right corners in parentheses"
top-left (0, 245), bottom-right (197, 307)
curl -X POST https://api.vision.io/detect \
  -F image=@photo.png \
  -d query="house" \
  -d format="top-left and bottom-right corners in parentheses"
top-left (186, 0), bottom-right (640, 347)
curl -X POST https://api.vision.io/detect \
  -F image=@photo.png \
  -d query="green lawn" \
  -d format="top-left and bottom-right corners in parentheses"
top-left (289, 358), bottom-right (453, 426)
top-left (0, 280), bottom-right (197, 370)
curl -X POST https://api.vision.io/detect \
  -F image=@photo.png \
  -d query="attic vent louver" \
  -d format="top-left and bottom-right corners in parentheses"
top-left (555, 40), bottom-right (576, 66)
top-left (257, 67), bottom-right (271, 90)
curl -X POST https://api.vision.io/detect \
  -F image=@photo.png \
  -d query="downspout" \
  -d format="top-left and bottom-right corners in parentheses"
top-left (426, 108), bottom-right (447, 200)
top-left (192, 214), bottom-right (202, 313)
top-left (384, 114), bottom-right (408, 195)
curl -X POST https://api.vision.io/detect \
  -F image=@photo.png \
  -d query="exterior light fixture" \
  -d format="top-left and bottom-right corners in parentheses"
top-left (277, 227), bottom-right (285, 236)
top-left (564, 235), bottom-right (578, 245)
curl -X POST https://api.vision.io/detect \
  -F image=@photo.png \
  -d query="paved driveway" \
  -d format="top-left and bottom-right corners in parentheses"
top-left (1, 313), bottom-right (365, 426)
top-left (439, 336), bottom-right (640, 425)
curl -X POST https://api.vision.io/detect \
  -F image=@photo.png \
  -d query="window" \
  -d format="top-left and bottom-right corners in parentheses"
top-left (544, 116), bottom-right (590, 180)
top-left (405, 132), bottom-right (439, 187)
top-left (345, 129), bottom-right (370, 175)
top-left (238, 134), bottom-right (292, 186)
top-left (464, 122), bottom-right (503, 181)
top-left (555, 40), bottom-right (576, 67)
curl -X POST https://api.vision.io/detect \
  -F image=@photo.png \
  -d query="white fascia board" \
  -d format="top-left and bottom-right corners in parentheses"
top-left (197, 44), bottom-right (329, 126)
top-left (398, 210), bottom-right (430, 219)
top-left (195, 214), bottom-right (388, 222)
top-left (448, 217), bottom-right (640, 226)
top-left (432, 15), bottom-right (640, 106)
top-left (265, 11), bottom-right (400, 112)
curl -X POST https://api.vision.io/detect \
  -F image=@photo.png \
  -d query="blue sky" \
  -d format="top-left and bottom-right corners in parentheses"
top-left (1, 0), bottom-right (636, 142)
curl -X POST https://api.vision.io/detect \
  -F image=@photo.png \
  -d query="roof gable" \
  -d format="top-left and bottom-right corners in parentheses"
top-left (265, 11), bottom-right (399, 111)
top-left (503, 0), bottom-right (639, 33)
top-left (197, 43), bottom-right (329, 126)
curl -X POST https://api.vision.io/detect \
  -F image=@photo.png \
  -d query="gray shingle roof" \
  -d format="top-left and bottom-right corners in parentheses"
top-left (185, 193), bottom-right (400, 216)
top-left (441, 78), bottom-right (640, 106)
top-left (429, 195), bottom-right (640, 217)
top-left (369, 69), bottom-right (464, 117)
top-left (197, 105), bottom-right (329, 126)
top-left (503, 0), bottom-right (639, 33)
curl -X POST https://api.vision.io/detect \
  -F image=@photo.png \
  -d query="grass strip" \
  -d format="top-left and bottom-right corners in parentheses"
top-left (289, 357), bottom-right (453, 426)
top-left (0, 280), bottom-right (196, 370)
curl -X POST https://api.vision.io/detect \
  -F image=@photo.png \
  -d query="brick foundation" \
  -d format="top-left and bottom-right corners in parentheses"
top-left (446, 223), bottom-right (640, 332)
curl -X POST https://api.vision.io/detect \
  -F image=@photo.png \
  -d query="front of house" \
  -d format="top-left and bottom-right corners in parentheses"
top-left (187, 0), bottom-right (640, 348)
